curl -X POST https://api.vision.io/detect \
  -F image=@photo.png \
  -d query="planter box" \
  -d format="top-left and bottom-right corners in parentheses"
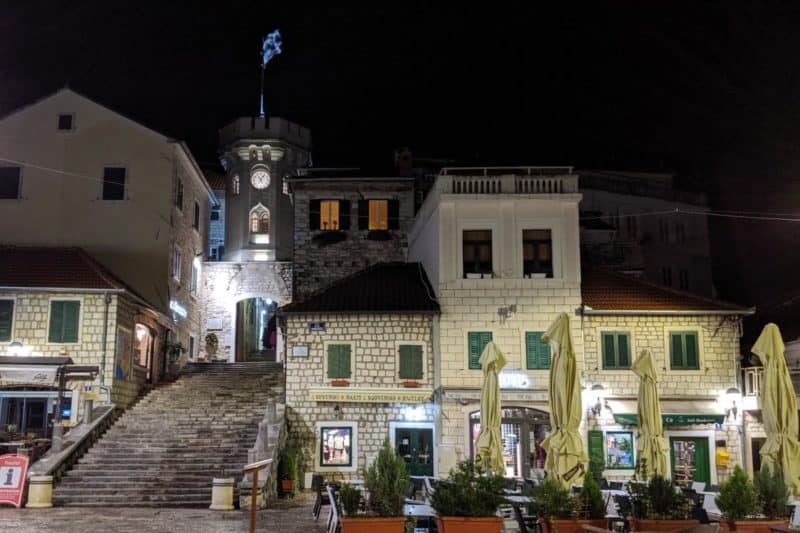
top-left (331, 380), bottom-right (350, 387)
top-left (436, 516), bottom-right (504, 533)
top-left (629, 519), bottom-right (700, 532)
top-left (341, 517), bottom-right (407, 532)
top-left (402, 381), bottom-right (420, 388)
top-left (720, 519), bottom-right (789, 533)
top-left (541, 518), bottom-right (609, 533)
top-left (280, 479), bottom-right (294, 495)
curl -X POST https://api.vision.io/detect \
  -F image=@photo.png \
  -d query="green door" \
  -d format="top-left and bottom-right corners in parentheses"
top-left (670, 437), bottom-right (710, 489)
top-left (395, 428), bottom-right (434, 477)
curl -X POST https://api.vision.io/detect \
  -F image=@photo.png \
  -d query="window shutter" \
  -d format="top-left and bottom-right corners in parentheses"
top-left (309, 199), bottom-right (321, 230)
top-left (328, 345), bottom-right (351, 379)
top-left (685, 332), bottom-right (698, 369)
top-left (358, 200), bottom-right (369, 230)
top-left (49, 301), bottom-right (65, 342)
top-left (588, 430), bottom-right (605, 465)
top-left (339, 200), bottom-right (351, 230)
top-left (62, 301), bottom-right (80, 343)
top-left (617, 333), bottom-right (630, 368)
top-left (526, 332), bottom-right (549, 370)
top-left (388, 199), bottom-right (400, 230)
top-left (468, 332), bottom-right (492, 370)
top-left (399, 345), bottom-right (423, 379)
top-left (670, 333), bottom-right (683, 368)
top-left (602, 333), bottom-right (617, 369)
top-left (0, 300), bottom-right (13, 341)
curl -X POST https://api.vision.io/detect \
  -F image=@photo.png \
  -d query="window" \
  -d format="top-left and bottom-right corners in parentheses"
top-left (321, 200), bottom-right (340, 230)
top-left (523, 229), bottom-right (553, 278)
top-left (172, 246), bottom-right (182, 282)
top-left (670, 331), bottom-right (700, 370)
top-left (358, 199), bottom-right (399, 230)
top-left (193, 201), bottom-right (200, 230)
top-left (0, 166), bottom-right (21, 199)
top-left (662, 266), bottom-right (672, 287)
top-left (231, 175), bottom-right (240, 195)
top-left (463, 230), bottom-right (492, 277)
top-left (57, 113), bottom-right (74, 131)
top-left (190, 261), bottom-right (199, 296)
top-left (321, 426), bottom-right (353, 467)
top-left (398, 344), bottom-right (423, 380)
top-left (601, 332), bottom-right (631, 370)
top-left (0, 300), bottom-right (13, 341)
top-left (525, 332), bottom-right (550, 370)
top-left (369, 199), bottom-right (388, 230)
top-left (467, 331), bottom-right (492, 370)
top-left (102, 167), bottom-right (126, 200)
top-left (679, 269), bottom-right (689, 290)
top-left (188, 335), bottom-right (195, 360)
top-left (327, 344), bottom-right (352, 379)
top-left (175, 180), bottom-right (184, 209)
top-left (249, 204), bottom-right (270, 234)
top-left (310, 199), bottom-right (351, 231)
top-left (48, 300), bottom-right (80, 343)
top-left (605, 431), bottom-right (635, 469)
top-left (210, 209), bottom-right (220, 221)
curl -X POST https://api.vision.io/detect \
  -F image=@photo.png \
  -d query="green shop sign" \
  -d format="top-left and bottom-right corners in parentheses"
top-left (613, 413), bottom-right (725, 426)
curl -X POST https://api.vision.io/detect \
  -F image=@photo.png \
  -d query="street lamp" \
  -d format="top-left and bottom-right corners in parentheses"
top-left (589, 383), bottom-right (605, 416)
top-left (725, 387), bottom-right (741, 420)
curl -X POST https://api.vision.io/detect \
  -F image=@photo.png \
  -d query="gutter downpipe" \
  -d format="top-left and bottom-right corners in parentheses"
top-left (100, 292), bottom-right (111, 385)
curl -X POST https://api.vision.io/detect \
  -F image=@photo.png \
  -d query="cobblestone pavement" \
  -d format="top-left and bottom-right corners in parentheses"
top-left (0, 493), bottom-right (329, 533)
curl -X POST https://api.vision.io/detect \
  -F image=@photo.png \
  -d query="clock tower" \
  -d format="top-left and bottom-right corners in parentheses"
top-left (218, 116), bottom-right (311, 261)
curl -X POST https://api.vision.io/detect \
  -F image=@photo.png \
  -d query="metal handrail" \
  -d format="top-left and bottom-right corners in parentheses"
top-left (243, 457), bottom-right (274, 533)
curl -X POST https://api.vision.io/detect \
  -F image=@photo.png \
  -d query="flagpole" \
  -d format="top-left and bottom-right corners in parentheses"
top-left (259, 64), bottom-right (265, 118)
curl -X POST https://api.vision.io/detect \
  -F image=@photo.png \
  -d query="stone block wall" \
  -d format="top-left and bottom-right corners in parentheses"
top-left (200, 261), bottom-right (292, 361)
top-left (291, 181), bottom-right (415, 300)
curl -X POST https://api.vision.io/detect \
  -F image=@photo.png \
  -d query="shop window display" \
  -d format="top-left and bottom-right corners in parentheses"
top-left (321, 426), bottom-right (352, 467)
top-left (605, 431), bottom-right (634, 469)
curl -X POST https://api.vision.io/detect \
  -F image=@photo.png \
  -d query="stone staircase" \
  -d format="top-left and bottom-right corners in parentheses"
top-left (52, 362), bottom-right (283, 507)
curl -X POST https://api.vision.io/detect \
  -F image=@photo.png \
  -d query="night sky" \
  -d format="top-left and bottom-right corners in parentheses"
top-left (3, 2), bottom-right (800, 337)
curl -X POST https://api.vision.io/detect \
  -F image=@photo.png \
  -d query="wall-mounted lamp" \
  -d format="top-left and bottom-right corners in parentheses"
top-left (498, 305), bottom-right (517, 322)
top-left (725, 387), bottom-right (741, 420)
top-left (333, 404), bottom-right (342, 420)
top-left (8, 341), bottom-right (23, 356)
top-left (589, 384), bottom-right (605, 416)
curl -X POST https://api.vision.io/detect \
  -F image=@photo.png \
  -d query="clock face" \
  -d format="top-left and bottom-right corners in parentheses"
top-left (251, 169), bottom-right (270, 190)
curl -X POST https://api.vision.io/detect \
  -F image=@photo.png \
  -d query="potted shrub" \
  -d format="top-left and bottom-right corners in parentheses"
top-left (431, 459), bottom-right (506, 533)
top-left (340, 438), bottom-right (409, 532)
top-left (717, 465), bottom-right (789, 533)
top-left (339, 483), bottom-right (362, 518)
top-left (533, 476), bottom-right (578, 533)
top-left (204, 332), bottom-right (218, 358)
top-left (627, 475), bottom-right (696, 531)
top-left (278, 447), bottom-right (297, 496)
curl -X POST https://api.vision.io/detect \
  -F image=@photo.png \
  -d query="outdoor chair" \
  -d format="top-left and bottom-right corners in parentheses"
top-left (600, 478), bottom-right (610, 489)
top-left (514, 504), bottom-right (539, 533)
top-left (326, 485), bottom-right (341, 533)
top-left (609, 481), bottom-right (624, 490)
top-left (423, 476), bottom-right (436, 503)
top-left (312, 476), bottom-right (330, 521)
top-left (613, 494), bottom-right (632, 518)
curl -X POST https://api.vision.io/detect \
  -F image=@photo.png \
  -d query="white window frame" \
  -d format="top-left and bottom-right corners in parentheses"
top-left (190, 260), bottom-right (199, 297)
top-left (394, 340), bottom-right (427, 384)
top-left (595, 426), bottom-right (637, 477)
top-left (457, 220), bottom-right (498, 280)
top-left (315, 420), bottom-right (358, 473)
top-left (517, 217), bottom-right (563, 280)
top-left (45, 296), bottom-right (83, 345)
top-left (389, 420), bottom-right (438, 478)
top-left (323, 341), bottom-right (355, 382)
top-left (172, 246), bottom-right (182, 282)
top-left (597, 328), bottom-right (635, 375)
top-left (663, 429), bottom-right (718, 486)
top-left (0, 297), bottom-right (17, 344)
top-left (663, 326), bottom-right (705, 376)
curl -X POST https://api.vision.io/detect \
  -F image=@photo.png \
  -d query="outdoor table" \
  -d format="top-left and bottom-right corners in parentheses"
top-left (505, 494), bottom-right (534, 505)
top-left (601, 489), bottom-right (629, 519)
top-left (698, 490), bottom-right (721, 519)
top-left (404, 503), bottom-right (437, 517)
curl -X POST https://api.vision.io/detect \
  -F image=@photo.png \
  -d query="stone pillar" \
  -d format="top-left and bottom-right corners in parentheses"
top-left (26, 475), bottom-right (54, 508)
top-left (209, 478), bottom-right (235, 511)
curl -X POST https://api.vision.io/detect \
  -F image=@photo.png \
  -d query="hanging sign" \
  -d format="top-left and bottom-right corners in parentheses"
top-left (614, 413), bottom-right (725, 426)
top-left (0, 365), bottom-right (58, 385)
top-left (0, 454), bottom-right (29, 508)
top-left (499, 370), bottom-right (533, 390)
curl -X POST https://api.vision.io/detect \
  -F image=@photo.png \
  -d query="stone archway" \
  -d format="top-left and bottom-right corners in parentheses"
top-left (234, 296), bottom-right (277, 362)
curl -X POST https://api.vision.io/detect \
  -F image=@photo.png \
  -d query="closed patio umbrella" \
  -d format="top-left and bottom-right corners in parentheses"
top-left (632, 349), bottom-right (668, 478)
top-left (475, 341), bottom-right (507, 476)
top-left (541, 312), bottom-right (587, 487)
top-left (751, 323), bottom-right (800, 496)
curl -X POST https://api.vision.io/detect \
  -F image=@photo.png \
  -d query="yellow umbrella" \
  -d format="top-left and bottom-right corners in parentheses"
top-left (751, 323), bottom-right (800, 496)
top-left (632, 349), bottom-right (669, 478)
top-left (475, 341), bottom-right (507, 476)
top-left (541, 312), bottom-right (587, 487)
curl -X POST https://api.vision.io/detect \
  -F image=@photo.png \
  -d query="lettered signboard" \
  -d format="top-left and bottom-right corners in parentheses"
top-left (0, 454), bottom-right (29, 508)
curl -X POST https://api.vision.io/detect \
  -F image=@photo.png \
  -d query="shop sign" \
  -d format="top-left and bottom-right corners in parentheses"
top-left (309, 387), bottom-right (432, 404)
top-left (309, 321), bottom-right (326, 332)
top-left (0, 365), bottom-right (58, 385)
top-left (499, 370), bottom-right (533, 389)
top-left (292, 345), bottom-right (309, 358)
top-left (205, 318), bottom-right (223, 331)
top-left (0, 454), bottom-right (29, 508)
top-left (613, 413), bottom-right (725, 426)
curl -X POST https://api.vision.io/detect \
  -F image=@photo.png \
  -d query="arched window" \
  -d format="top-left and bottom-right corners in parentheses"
top-left (232, 175), bottom-right (240, 195)
top-left (249, 204), bottom-right (270, 234)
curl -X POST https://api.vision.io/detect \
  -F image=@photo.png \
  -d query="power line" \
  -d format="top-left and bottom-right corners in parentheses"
top-left (580, 208), bottom-right (800, 223)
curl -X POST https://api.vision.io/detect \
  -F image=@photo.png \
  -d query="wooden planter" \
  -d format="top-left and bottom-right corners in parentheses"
top-left (340, 517), bottom-right (407, 532)
top-left (331, 380), bottom-right (350, 387)
top-left (436, 516), bottom-right (504, 533)
top-left (629, 519), bottom-right (700, 532)
top-left (402, 380), bottom-right (420, 388)
top-left (280, 479), bottom-right (294, 495)
top-left (540, 518), bottom-right (609, 533)
top-left (719, 519), bottom-right (789, 533)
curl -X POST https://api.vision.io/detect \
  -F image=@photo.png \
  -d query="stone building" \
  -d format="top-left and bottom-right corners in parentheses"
top-left (279, 262), bottom-right (439, 483)
top-left (580, 268), bottom-right (753, 486)
top-left (199, 116), bottom-right (310, 362)
top-left (0, 88), bottom-right (217, 373)
top-left (288, 170), bottom-right (416, 300)
top-left (0, 246), bottom-right (171, 433)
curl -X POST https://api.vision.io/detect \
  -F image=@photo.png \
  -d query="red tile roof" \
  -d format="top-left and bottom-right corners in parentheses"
top-left (0, 246), bottom-right (129, 291)
top-left (581, 268), bottom-right (753, 313)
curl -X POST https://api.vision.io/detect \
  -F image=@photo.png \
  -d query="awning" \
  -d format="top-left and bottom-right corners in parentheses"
top-left (0, 357), bottom-right (73, 387)
top-left (607, 399), bottom-right (726, 426)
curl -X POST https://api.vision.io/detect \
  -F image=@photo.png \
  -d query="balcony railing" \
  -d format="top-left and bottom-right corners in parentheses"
top-left (437, 166), bottom-right (578, 195)
top-left (743, 367), bottom-right (800, 397)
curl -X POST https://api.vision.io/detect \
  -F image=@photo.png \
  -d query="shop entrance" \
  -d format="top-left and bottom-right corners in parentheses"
top-left (394, 427), bottom-right (434, 477)
top-left (470, 407), bottom-right (550, 478)
top-left (670, 436), bottom-right (710, 488)
top-left (235, 297), bottom-right (277, 362)
top-left (750, 437), bottom-right (766, 473)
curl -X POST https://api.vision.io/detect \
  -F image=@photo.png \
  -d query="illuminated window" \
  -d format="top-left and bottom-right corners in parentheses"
top-left (463, 230), bottom-right (492, 277)
top-left (368, 200), bottom-right (388, 230)
top-left (320, 200), bottom-right (340, 230)
top-left (320, 426), bottom-right (353, 467)
top-left (249, 204), bottom-right (270, 234)
top-left (231, 175), bottom-right (240, 195)
top-left (523, 229), bottom-right (552, 278)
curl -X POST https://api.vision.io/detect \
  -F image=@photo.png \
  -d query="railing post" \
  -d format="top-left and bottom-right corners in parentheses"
top-left (250, 469), bottom-right (258, 533)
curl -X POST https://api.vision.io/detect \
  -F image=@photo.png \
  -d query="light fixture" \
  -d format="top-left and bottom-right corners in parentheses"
top-left (726, 387), bottom-right (741, 420)
top-left (8, 341), bottom-right (23, 356)
top-left (589, 384), bottom-right (605, 416)
top-left (333, 404), bottom-right (342, 420)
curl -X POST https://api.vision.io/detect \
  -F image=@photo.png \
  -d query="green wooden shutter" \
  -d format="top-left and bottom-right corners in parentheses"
top-left (339, 200), bottom-right (351, 230)
top-left (399, 345), bottom-right (423, 379)
top-left (588, 430), bottom-right (605, 466)
top-left (328, 345), bottom-right (352, 379)
top-left (468, 332), bottom-right (492, 370)
top-left (617, 333), bottom-right (630, 368)
top-left (387, 199), bottom-right (400, 230)
top-left (525, 332), bottom-right (550, 369)
top-left (358, 200), bottom-right (369, 230)
top-left (670, 333), bottom-right (684, 368)
top-left (62, 301), bottom-right (80, 343)
top-left (684, 332), bottom-right (699, 369)
top-left (48, 301), bottom-right (65, 342)
top-left (309, 199), bottom-right (321, 230)
top-left (602, 333), bottom-right (616, 369)
top-left (0, 300), bottom-right (12, 342)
